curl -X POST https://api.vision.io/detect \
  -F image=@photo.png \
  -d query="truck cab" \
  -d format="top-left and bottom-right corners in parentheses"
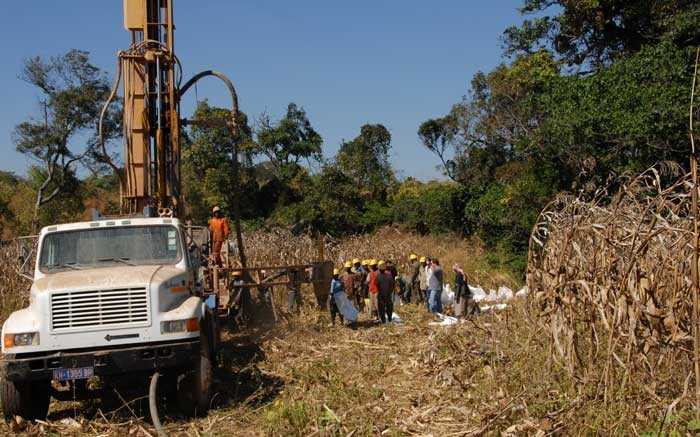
top-left (0, 217), bottom-right (215, 421)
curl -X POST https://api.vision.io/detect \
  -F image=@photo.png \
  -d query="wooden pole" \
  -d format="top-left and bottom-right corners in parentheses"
top-left (689, 46), bottom-right (700, 421)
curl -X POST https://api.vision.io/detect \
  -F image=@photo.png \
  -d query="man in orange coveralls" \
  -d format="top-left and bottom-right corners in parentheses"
top-left (209, 206), bottom-right (230, 267)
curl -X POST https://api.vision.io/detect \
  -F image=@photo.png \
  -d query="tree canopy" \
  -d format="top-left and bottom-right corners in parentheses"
top-left (3, 1), bottom-right (694, 278)
top-left (13, 49), bottom-right (119, 233)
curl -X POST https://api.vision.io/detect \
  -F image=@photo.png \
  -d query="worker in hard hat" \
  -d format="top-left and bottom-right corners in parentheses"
top-left (351, 258), bottom-right (362, 274)
top-left (408, 254), bottom-right (421, 304)
top-left (329, 268), bottom-right (345, 325)
top-left (209, 206), bottom-right (230, 268)
top-left (350, 258), bottom-right (365, 311)
top-left (419, 256), bottom-right (429, 307)
top-left (339, 261), bottom-right (357, 302)
top-left (367, 259), bottom-right (380, 321)
top-left (375, 261), bottom-right (394, 323)
top-left (360, 260), bottom-right (369, 285)
top-left (357, 259), bottom-right (369, 312)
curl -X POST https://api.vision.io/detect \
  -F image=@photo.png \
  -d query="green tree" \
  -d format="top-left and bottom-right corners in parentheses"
top-left (256, 103), bottom-right (322, 182)
top-left (503, 0), bottom-right (700, 66)
top-left (271, 166), bottom-right (363, 236)
top-left (12, 49), bottom-right (118, 233)
top-left (182, 101), bottom-right (254, 224)
top-left (419, 1), bottom-right (697, 276)
top-left (336, 124), bottom-right (394, 202)
top-left (392, 180), bottom-right (464, 234)
top-left (533, 42), bottom-right (692, 181)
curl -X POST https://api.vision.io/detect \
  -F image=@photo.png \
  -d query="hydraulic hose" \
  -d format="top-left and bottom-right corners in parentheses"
top-left (178, 70), bottom-right (248, 272)
top-left (98, 52), bottom-right (126, 195)
top-left (149, 372), bottom-right (168, 437)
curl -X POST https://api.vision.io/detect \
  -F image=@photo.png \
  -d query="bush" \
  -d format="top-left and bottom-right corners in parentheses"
top-left (392, 180), bottom-right (463, 234)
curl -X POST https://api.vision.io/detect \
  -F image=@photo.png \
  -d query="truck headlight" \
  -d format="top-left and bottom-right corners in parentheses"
top-left (4, 332), bottom-right (39, 348)
top-left (160, 318), bottom-right (199, 334)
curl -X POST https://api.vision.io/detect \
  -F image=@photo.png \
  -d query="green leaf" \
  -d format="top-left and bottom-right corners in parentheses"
top-left (687, 419), bottom-right (700, 431)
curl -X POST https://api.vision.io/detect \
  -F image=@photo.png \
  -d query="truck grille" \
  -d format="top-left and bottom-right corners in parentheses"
top-left (51, 287), bottom-right (149, 330)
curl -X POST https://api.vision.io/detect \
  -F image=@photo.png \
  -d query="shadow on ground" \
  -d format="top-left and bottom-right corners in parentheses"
top-left (44, 314), bottom-right (284, 424)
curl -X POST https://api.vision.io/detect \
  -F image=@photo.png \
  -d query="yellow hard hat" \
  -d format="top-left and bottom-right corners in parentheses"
top-left (361, 260), bottom-right (368, 266)
top-left (369, 259), bottom-right (378, 266)
top-left (377, 261), bottom-right (386, 270)
top-left (333, 268), bottom-right (340, 275)
top-left (352, 258), bottom-right (361, 264)
top-left (344, 261), bottom-right (352, 268)
top-left (419, 256), bottom-right (426, 263)
top-left (232, 270), bottom-right (242, 277)
top-left (409, 253), bottom-right (417, 260)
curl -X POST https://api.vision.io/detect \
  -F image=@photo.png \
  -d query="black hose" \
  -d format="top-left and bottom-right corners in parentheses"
top-left (149, 372), bottom-right (168, 437)
top-left (177, 70), bottom-right (248, 274)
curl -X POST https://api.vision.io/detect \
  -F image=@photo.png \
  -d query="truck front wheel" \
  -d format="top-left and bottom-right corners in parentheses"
top-left (1, 378), bottom-right (50, 422)
top-left (177, 319), bottom-right (213, 417)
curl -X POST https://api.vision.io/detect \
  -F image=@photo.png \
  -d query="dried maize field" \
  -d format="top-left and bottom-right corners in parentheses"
top-left (242, 227), bottom-right (519, 290)
top-left (528, 164), bottom-right (700, 434)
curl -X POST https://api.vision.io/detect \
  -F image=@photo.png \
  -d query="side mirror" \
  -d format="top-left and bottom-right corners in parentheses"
top-left (17, 252), bottom-right (34, 281)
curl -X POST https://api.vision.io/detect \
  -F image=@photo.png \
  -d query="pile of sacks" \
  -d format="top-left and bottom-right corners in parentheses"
top-left (439, 284), bottom-right (529, 312)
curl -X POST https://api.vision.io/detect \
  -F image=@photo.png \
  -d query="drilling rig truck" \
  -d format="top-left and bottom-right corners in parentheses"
top-left (0, 0), bottom-right (331, 423)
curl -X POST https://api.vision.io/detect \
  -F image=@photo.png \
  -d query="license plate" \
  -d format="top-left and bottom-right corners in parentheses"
top-left (52, 367), bottom-right (94, 381)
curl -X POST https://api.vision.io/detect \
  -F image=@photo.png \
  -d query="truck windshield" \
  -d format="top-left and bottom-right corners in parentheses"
top-left (39, 225), bottom-right (181, 273)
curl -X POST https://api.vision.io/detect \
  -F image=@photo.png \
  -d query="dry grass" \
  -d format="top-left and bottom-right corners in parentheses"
top-left (528, 164), bottom-right (700, 434)
top-left (1, 221), bottom-right (691, 436)
top-left (4, 298), bottom-right (688, 436)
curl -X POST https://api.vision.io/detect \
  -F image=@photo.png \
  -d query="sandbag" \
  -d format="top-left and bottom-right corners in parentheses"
top-left (333, 291), bottom-right (359, 322)
top-left (470, 285), bottom-right (486, 302)
top-left (441, 283), bottom-right (454, 307)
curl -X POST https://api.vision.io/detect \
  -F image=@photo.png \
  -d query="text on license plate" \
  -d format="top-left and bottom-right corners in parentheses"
top-left (52, 367), bottom-right (94, 381)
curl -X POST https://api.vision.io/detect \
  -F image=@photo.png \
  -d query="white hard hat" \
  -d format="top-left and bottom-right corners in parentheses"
top-left (212, 206), bottom-right (221, 213)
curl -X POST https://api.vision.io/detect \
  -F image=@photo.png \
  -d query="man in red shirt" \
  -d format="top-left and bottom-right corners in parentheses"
top-left (367, 259), bottom-right (379, 321)
top-left (209, 206), bottom-right (230, 267)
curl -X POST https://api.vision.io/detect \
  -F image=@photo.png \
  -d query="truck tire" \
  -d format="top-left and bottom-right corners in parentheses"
top-left (177, 318), bottom-right (213, 417)
top-left (1, 378), bottom-right (50, 422)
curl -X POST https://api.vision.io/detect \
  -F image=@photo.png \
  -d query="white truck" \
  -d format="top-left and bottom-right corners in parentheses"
top-left (0, 217), bottom-right (217, 421)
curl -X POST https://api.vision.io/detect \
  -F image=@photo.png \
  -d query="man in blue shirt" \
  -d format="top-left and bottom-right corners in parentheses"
top-left (428, 258), bottom-right (444, 314)
top-left (329, 269), bottom-right (346, 325)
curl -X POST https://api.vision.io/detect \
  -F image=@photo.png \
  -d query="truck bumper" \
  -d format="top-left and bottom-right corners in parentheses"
top-left (0, 339), bottom-right (200, 382)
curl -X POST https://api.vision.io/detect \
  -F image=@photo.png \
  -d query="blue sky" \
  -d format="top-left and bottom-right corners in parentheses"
top-left (0, 0), bottom-right (528, 181)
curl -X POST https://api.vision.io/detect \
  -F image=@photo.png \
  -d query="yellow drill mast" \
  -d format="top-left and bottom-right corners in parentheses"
top-left (102, 0), bottom-right (247, 264)
top-left (122, 0), bottom-right (181, 216)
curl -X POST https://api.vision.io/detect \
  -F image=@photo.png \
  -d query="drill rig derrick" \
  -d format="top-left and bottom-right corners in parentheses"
top-left (101, 1), bottom-right (244, 229)
top-left (98, 0), bottom-right (331, 308)
top-left (121, 0), bottom-right (181, 217)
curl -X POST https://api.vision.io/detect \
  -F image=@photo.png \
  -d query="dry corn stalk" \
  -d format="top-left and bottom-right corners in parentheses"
top-left (527, 164), bottom-right (694, 395)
